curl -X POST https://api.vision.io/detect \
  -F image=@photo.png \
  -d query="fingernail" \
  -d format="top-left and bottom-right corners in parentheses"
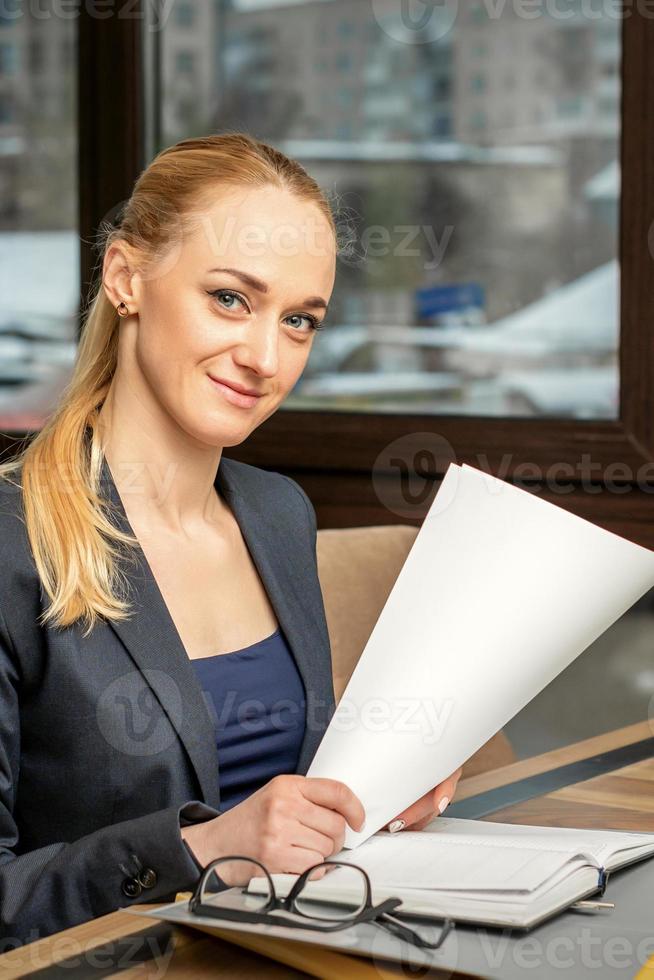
top-left (438, 796), bottom-right (450, 814)
top-left (388, 819), bottom-right (405, 833)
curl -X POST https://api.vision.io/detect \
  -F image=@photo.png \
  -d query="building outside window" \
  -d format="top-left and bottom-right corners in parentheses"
top-left (0, 7), bottom-right (78, 430)
top-left (157, 0), bottom-right (620, 422)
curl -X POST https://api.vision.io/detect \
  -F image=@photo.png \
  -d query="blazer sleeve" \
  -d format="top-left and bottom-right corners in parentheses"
top-left (0, 604), bottom-right (221, 945)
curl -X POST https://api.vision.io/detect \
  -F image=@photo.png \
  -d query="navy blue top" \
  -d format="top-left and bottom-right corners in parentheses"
top-left (190, 628), bottom-right (307, 810)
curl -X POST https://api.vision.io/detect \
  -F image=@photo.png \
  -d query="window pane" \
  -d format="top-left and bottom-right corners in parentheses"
top-left (507, 589), bottom-right (654, 757)
top-left (0, 5), bottom-right (78, 432)
top-left (159, 1), bottom-right (620, 420)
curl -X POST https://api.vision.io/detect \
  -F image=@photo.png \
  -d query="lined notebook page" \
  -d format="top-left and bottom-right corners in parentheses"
top-left (326, 818), bottom-right (654, 893)
top-left (251, 818), bottom-right (654, 924)
top-left (418, 817), bottom-right (654, 867)
top-left (331, 830), bottom-right (597, 892)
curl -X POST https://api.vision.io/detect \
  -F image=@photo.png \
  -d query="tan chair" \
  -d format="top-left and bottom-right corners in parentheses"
top-left (316, 525), bottom-right (515, 779)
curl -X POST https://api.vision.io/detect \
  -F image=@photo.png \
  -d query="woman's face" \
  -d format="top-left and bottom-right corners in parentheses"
top-left (104, 184), bottom-right (336, 448)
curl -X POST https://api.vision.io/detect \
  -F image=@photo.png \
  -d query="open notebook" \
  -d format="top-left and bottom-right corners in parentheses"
top-left (250, 818), bottom-right (654, 930)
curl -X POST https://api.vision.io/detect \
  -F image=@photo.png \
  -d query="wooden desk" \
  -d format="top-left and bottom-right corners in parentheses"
top-left (2, 719), bottom-right (653, 979)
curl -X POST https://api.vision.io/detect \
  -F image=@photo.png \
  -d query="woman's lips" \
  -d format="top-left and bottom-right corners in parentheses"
top-left (208, 375), bottom-right (262, 409)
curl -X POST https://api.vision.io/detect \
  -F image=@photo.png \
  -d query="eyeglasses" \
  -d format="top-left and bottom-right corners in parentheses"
top-left (188, 855), bottom-right (454, 952)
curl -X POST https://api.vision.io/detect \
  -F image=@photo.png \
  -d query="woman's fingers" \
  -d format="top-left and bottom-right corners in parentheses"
top-left (283, 846), bottom-right (331, 875)
top-left (386, 787), bottom-right (434, 832)
top-left (407, 811), bottom-right (438, 831)
top-left (432, 767), bottom-right (463, 815)
top-left (300, 777), bottom-right (365, 832)
top-left (386, 766), bottom-right (465, 832)
top-left (292, 824), bottom-right (339, 860)
top-left (299, 800), bottom-right (347, 851)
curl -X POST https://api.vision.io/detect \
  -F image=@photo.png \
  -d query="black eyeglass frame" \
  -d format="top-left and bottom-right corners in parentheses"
top-left (188, 855), bottom-right (454, 951)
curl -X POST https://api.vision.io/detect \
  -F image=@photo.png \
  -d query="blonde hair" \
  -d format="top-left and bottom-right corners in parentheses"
top-left (0, 132), bottom-right (339, 637)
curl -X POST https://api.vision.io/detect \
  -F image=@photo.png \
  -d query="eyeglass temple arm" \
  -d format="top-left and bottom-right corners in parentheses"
top-left (369, 897), bottom-right (403, 916)
top-left (378, 911), bottom-right (455, 950)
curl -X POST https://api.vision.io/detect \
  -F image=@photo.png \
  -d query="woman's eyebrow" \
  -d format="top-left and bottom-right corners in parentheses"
top-left (207, 266), bottom-right (328, 311)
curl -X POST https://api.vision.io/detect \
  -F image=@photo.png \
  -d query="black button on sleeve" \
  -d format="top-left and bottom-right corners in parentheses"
top-left (138, 868), bottom-right (158, 889)
top-left (121, 876), bottom-right (143, 898)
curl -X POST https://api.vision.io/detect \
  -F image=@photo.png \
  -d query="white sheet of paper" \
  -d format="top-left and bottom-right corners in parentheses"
top-left (308, 463), bottom-right (654, 847)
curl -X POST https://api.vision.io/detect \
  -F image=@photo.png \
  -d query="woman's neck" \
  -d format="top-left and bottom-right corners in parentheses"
top-left (97, 385), bottom-right (227, 536)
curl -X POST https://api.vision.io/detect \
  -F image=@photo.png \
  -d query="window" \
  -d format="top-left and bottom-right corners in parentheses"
top-left (29, 36), bottom-right (44, 73)
top-left (175, 1), bottom-right (195, 28)
top-left (599, 95), bottom-right (619, 117)
top-left (0, 6), bottom-right (17, 28)
top-left (558, 95), bottom-right (584, 118)
top-left (0, 92), bottom-right (14, 122)
top-left (337, 87), bottom-right (354, 108)
top-left (434, 115), bottom-right (452, 138)
top-left (434, 75), bottom-right (451, 101)
top-left (175, 51), bottom-right (195, 75)
top-left (0, 41), bottom-right (17, 75)
top-left (156, 6), bottom-right (621, 423)
top-left (0, 9), bottom-right (78, 431)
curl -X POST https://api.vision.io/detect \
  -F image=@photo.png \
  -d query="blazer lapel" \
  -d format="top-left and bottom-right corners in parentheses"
top-left (100, 457), bottom-right (222, 809)
top-left (100, 455), bottom-right (333, 808)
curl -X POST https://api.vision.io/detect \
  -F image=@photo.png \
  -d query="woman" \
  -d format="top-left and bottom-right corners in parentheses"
top-left (0, 133), bottom-right (461, 945)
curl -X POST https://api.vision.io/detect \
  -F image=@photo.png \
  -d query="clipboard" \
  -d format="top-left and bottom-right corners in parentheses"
top-left (126, 892), bottom-right (457, 976)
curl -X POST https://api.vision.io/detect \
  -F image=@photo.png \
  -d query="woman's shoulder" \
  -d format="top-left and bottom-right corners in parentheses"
top-left (0, 468), bottom-right (27, 545)
top-left (0, 468), bottom-right (41, 625)
top-left (0, 470), bottom-right (34, 584)
top-left (219, 457), bottom-right (317, 535)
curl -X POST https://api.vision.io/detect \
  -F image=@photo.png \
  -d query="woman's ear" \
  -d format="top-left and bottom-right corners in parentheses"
top-left (102, 240), bottom-right (141, 311)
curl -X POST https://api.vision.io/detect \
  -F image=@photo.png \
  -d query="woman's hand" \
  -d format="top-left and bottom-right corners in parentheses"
top-left (385, 767), bottom-right (463, 833)
top-left (181, 774), bottom-right (365, 876)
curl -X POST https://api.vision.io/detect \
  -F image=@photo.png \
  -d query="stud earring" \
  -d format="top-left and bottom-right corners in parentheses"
top-left (116, 301), bottom-right (130, 317)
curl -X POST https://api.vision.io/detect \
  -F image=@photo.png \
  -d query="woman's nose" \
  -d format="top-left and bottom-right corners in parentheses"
top-left (233, 319), bottom-right (279, 378)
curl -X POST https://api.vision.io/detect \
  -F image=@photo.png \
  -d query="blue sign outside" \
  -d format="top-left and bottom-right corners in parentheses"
top-left (415, 282), bottom-right (485, 319)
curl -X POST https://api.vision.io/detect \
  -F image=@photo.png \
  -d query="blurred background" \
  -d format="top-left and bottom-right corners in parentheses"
top-left (0, 0), bottom-right (620, 427)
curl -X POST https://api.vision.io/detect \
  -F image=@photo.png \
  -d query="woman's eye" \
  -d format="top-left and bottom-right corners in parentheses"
top-left (211, 289), bottom-right (246, 312)
top-left (285, 313), bottom-right (320, 333)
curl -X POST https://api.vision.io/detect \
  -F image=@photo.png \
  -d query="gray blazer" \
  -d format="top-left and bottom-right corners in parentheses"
top-left (0, 454), bottom-right (335, 945)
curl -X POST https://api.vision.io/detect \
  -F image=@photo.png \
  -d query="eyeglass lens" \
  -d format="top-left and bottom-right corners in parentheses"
top-left (200, 858), bottom-right (273, 911)
top-left (199, 858), bottom-right (369, 922)
top-left (293, 864), bottom-right (368, 921)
